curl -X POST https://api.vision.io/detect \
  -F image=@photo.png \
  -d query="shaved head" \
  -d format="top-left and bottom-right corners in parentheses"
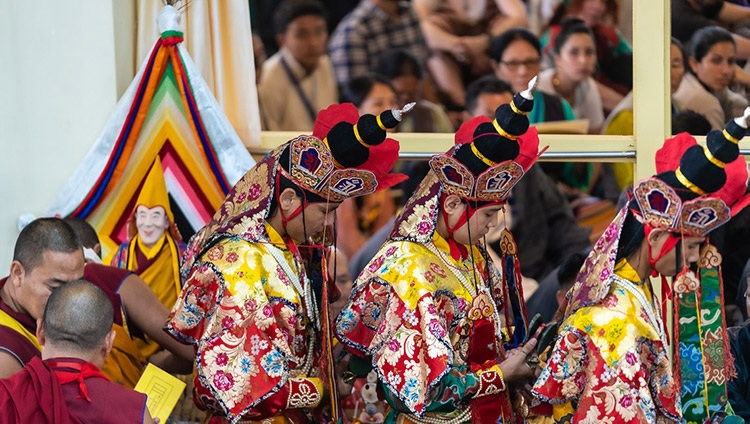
top-left (13, 218), bottom-right (81, 272)
top-left (42, 280), bottom-right (113, 353)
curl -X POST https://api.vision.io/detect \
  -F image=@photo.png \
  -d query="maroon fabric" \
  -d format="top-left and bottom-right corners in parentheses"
top-left (0, 357), bottom-right (82, 424)
top-left (52, 358), bottom-right (147, 424)
top-left (83, 264), bottom-right (130, 326)
top-left (0, 276), bottom-right (42, 366)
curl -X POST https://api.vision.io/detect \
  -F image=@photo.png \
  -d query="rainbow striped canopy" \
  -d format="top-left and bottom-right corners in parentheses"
top-left (46, 13), bottom-right (254, 260)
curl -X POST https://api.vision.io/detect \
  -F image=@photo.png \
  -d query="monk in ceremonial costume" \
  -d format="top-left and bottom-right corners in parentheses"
top-left (336, 79), bottom-right (544, 423)
top-left (0, 280), bottom-right (155, 423)
top-left (166, 102), bottom-right (412, 423)
top-left (532, 110), bottom-right (750, 422)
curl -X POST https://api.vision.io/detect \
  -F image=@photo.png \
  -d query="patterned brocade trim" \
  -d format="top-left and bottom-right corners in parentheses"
top-left (286, 377), bottom-right (323, 409)
top-left (476, 366), bottom-right (506, 398)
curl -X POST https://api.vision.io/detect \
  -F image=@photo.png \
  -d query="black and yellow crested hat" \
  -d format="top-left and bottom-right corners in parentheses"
top-left (278, 102), bottom-right (413, 203)
top-left (429, 77), bottom-right (543, 203)
top-left (632, 108), bottom-right (750, 236)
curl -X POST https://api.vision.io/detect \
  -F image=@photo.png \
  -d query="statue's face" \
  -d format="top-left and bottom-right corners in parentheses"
top-left (135, 205), bottom-right (169, 248)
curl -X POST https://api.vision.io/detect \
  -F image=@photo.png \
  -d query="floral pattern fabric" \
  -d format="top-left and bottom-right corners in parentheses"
top-left (167, 224), bottom-right (322, 423)
top-left (337, 232), bottom-right (510, 419)
top-left (532, 275), bottom-right (681, 423)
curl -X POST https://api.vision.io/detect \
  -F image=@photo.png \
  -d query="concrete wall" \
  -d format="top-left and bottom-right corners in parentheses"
top-left (0, 0), bottom-right (135, 273)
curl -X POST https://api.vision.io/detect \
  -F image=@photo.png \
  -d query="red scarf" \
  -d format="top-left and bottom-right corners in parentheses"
top-left (48, 360), bottom-right (110, 403)
top-left (0, 357), bottom-right (82, 424)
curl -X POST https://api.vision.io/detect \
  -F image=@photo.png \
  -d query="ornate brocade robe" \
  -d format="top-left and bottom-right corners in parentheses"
top-left (338, 232), bottom-right (516, 423)
top-left (167, 223), bottom-right (324, 423)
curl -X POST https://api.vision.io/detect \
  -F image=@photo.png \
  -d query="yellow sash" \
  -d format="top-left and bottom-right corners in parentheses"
top-left (128, 234), bottom-right (181, 359)
top-left (0, 308), bottom-right (42, 352)
top-left (101, 310), bottom-right (147, 389)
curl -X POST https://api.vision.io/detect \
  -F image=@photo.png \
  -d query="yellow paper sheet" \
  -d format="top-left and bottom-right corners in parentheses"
top-left (134, 363), bottom-right (187, 422)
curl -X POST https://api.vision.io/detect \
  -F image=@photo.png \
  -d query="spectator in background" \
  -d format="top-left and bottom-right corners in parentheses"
top-left (603, 37), bottom-right (688, 190)
top-left (0, 280), bottom-right (155, 423)
top-left (258, 0), bottom-right (338, 131)
top-left (375, 49), bottom-right (454, 133)
top-left (538, 18), bottom-right (605, 133)
top-left (252, 32), bottom-right (267, 85)
top-left (337, 74), bottom-right (400, 260)
top-left (463, 75), bottom-right (514, 121)
top-left (541, 0), bottom-right (633, 111)
top-left (526, 249), bottom-right (592, 324)
top-left (673, 26), bottom-right (748, 131)
top-left (671, 110), bottom-right (713, 135)
top-left (672, 0), bottom-right (750, 59)
top-left (413, 0), bottom-right (528, 111)
top-left (728, 261), bottom-right (750, 420)
top-left (328, 0), bottom-right (427, 86)
top-left (490, 28), bottom-right (576, 124)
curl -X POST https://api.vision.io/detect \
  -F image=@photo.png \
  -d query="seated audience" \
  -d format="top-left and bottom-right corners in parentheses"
top-left (412, 0), bottom-right (528, 110)
top-left (672, 0), bottom-right (750, 59)
top-left (491, 27), bottom-right (576, 124)
top-left (328, 0), bottom-right (427, 85)
top-left (258, 0), bottom-right (338, 131)
top-left (0, 280), bottom-right (155, 423)
top-left (537, 18), bottom-right (605, 133)
top-left (375, 49), bottom-right (454, 133)
top-left (673, 26), bottom-right (748, 130)
top-left (541, 0), bottom-right (632, 109)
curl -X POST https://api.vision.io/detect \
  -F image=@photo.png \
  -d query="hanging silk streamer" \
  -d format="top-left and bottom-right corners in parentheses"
top-left (499, 228), bottom-right (528, 347)
top-left (44, 5), bottom-right (254, 259)
top-left (677, 244), bottom-right (738, 423)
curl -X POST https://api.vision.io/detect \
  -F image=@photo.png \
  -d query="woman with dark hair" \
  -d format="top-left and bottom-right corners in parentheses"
top-left (603, 37), bottom-right (688, 190)
top-left (490, 28), bottom-right (576, 124)
top-left (375, 49), bottom-right (454, 133)
top-left (673, 26), bottom-right (748, 130)
top-left (540, 0), bottom-right (632, 110)
top-left (537, 18), bottom-right (604, 133)
top-left (532, 111), bottom-right (750, 423)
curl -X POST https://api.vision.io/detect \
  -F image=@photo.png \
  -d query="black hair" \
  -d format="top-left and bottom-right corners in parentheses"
top-left (490, 28), bottom-right (542, 62)
top-left (672, 110), bottom-right (712, 135)
top-left (553, 17), bottom-right (594, 55)
top-left (63, 217), bottom-right (100, 249)
top-left (13, 218), bottom-right (81, 272)
top-left (687, 25), bottom-right (735, 63)
top-left (616, 208), bottom-right (646, 262)
top-left (273, 0), bottom-right (327, 36)
top-left (339, 73), bottom-right (396, 108)
top-left (42, 280), bottom-right (114, 353)
top-left (671, 36), bottom-right (687, 70)
top-left (464, 75), bottom-right (512, 116)
top-left (557, 251), bottom-right (588, 287)
top-left (375, 49), bottom-right (423, 80)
